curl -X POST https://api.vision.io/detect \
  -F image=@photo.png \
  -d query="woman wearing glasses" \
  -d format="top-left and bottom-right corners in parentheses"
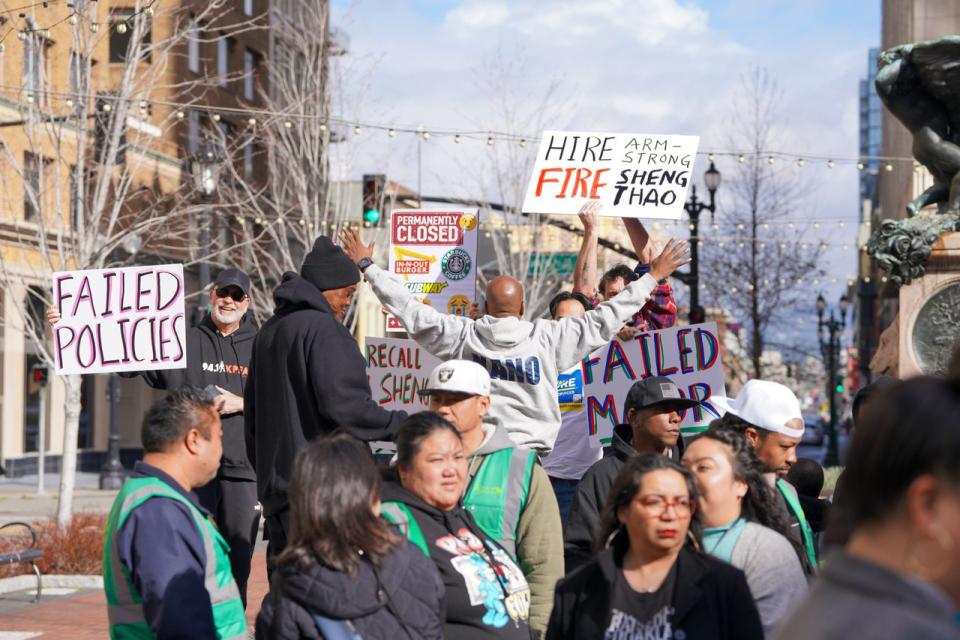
top-left (546, 454), bottom-right (762, 639)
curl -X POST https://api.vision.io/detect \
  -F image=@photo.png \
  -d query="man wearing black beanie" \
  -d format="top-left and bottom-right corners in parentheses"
top-left (245, 235), bottom-right (405, 565)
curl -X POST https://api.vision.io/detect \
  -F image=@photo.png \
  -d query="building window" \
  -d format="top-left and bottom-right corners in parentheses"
top-left (23, 153), bottom-right (40, 220)
top-left (21, 34), bottom-right (45, 103)
top-left (244, 0), bottom-right (254, 16)
top-left (243, 49), bottom-right (258, 101)
top-left (188, 110), bottom-right (200, 153)
top-left (109, 9), bottom-right (151, 63)
top-left (187, 22), bottom-right (200, 73)
top-left (217, 36), bottom-right (230, 87)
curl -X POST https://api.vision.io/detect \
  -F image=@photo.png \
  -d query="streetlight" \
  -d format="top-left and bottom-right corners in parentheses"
top-left (187, 142), bottom-right (224, 310)
top-left (817, 292), bottom-right (848, 467)
top-left (99, 231), bottom-right (142, 490)
top-left (683, 161), bottom-right (721, 321)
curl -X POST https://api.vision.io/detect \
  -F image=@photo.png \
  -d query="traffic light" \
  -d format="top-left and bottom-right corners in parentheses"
top-left (361, 174), bottom-right (385, 227)
top-left (31, 364), bottom-right (49, 387)
top-left (834, 374), bottom-right (844, 394)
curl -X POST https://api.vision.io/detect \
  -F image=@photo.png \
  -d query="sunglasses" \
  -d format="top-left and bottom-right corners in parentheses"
top-left (215, 286), bottom-right (248, 301)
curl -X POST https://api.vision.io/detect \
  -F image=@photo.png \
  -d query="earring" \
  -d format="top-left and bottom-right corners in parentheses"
top-left (605, 524), bottom-right (624, 549)
top-left (686, 529), bottom-right (702, 553)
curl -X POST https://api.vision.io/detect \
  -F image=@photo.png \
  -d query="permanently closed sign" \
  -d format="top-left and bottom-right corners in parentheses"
top-left (51, 264), bottom-right (187, 375)
top-left (522, 130), bottom-right (699, 220)
top-left (580, 322), bottom-right (726, 447)
top-left (387, 209), bottom-right (479, 332)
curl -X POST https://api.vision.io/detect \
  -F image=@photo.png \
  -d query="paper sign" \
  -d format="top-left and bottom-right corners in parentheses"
top-left (365, 336), bottom-right (443, 454)
top-left (580, 322), bottom-right (726, 447)
top-left (522, 131), bottom-right (699, 219)
top-left (51, 264), bottom-right (187, 375)
top-left (386, 209), bottom-right (479, 332)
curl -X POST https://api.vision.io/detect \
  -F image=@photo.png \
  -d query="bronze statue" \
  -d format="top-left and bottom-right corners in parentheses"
top-left (868, 37), bottom-right (960, 284)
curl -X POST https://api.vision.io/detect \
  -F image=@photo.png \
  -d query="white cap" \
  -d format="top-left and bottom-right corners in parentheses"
top-left (419, 360), bottom-right (491, 397)
top-left (710, 379), bottom-right (804, 438)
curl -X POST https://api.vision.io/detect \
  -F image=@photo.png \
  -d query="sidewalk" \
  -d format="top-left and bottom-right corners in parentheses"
top-left (0, 473), bottom-right (117, 523)
top-left (0, 553), bottom-right (270, 638)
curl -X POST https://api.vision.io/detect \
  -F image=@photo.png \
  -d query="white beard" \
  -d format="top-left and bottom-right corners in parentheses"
top-left (211, 306), bottom-right (244, 326)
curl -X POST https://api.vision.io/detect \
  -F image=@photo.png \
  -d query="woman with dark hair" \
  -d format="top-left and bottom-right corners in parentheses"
top-left (778, 362), bottom-right (960, 640)
top-left (547, 453), bottom-right (762, 639)
top-left (256, 432), bottom-right (444, 639)
top-left (381, 412), bottom-right (532, 639)
top-left (682, 428), bottom-right (807, 636)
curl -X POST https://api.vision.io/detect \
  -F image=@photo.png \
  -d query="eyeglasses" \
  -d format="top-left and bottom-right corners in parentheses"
top-left (636, 495), bottom-right (694, 517)
top-left (215, 287), bottom-right (247, 301)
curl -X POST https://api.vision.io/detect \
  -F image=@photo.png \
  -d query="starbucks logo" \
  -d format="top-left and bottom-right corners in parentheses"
top-left (441, 248), bottom-right (471, 281)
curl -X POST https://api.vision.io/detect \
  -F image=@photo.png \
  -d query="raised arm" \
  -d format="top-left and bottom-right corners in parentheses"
top-left (340, 227), bottom-right (471, 360)
top-left (550, 239), bottom-right (690, 371)
top-left (623, 217), bottom-right (655, 265)
top-left (572, 201), bottom-right (600, 297)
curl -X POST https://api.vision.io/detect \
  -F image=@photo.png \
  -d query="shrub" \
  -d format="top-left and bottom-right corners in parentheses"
top-left (0, 513), bottom-right (106, 578)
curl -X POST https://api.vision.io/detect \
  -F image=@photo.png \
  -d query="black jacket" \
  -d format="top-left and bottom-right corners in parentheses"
top-left (546, 545), bottom-right (763, 640)
top-left (255, 539), bottom-right (445, 640)
top-left (381, 481), bottom-right (532, 640)
top-left (123, 313), bottom-right (257, 480)
top-left (245, 273), bottom-right (405, 514)
top-left (563, 424), bottom-right (681, 572)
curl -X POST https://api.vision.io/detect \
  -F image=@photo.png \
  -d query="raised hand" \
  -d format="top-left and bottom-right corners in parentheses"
top-left (649, 239), bottom-right (691, 282)
top-left (339, 227), bottom-right (375, 264)
top-left (577, 200), bottom-right (601, 231)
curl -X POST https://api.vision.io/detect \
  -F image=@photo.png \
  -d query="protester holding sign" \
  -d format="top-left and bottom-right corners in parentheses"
top-left (49, 266), bottom-right (261, 606)
top-left (563, 376), bottom-right (702, 571)
top-left (421, 360), bottom-right (563, 638)
top-left (710, 380), bottom-right (817, 576)
top-left (339, 211), bottom-right (691, 454)
top-left (245, 236), bottom-right (405, 567)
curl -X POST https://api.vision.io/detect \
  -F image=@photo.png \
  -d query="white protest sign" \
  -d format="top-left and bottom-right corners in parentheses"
top-left (580, 322), bottom-right (726, 447)
top-left (386, 209), bottom-right (479, 332)
top-left (52, 264), bottom-right (187, 375)
top-left (365, 336), bottom-right (442, 454)
top-left (522, 131), bottom-right (699, 219)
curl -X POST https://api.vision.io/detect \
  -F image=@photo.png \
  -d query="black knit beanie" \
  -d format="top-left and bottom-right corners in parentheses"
top-left (300, 236), bottom-right (360, 291)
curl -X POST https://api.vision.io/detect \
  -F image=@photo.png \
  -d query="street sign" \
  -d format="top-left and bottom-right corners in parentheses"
top-left (528, 252), bottom-right (578, 277)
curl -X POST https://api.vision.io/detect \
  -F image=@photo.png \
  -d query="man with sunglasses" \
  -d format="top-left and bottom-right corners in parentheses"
top-left (51, 267), bottom-right (261, 607)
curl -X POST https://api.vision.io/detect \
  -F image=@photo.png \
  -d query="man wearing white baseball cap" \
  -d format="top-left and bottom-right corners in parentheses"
top-left (420, 359), bottom-right (562, 638)
top-left (711, 380), bottom-right (817, 575)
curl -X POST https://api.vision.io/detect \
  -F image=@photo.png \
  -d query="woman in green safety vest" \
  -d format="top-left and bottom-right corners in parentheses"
top-left (709, 380), bottom-right (819, 575)
top-left (381, 412), bottom-right (533, 640)
top-left (683, 427), bottom-right (808, 637)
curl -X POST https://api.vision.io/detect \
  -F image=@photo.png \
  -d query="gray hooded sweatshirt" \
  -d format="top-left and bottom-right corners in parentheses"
top-left (364, 264), bottom-right (658, 452)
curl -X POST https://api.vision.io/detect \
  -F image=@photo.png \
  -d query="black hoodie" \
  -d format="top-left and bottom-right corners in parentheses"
top-left (381, 481), bottom-right (532, 640)
top-left (563, 423), bottom-right (682, 572)
top-left (255, 539), bottom-right (445, 640)
top-left (124, 312), bottom-right (257, 480)
top-left (245, 273), bottom-right (405, 514)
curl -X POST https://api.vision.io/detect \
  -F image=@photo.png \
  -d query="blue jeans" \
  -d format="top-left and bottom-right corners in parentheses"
top-left (549, 477), bottom-right (579, 528)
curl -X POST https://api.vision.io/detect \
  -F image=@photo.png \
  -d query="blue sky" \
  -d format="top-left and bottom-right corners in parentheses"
top-left (329, 0), bottom-right (882, 350)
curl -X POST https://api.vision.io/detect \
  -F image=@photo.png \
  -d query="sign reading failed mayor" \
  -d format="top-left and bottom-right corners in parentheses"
top-left (522, 131), bottom-right (700, 220)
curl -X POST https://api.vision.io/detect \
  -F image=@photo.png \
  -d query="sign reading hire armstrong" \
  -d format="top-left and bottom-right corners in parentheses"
top-left (387, 209), bottom-right (479, 332)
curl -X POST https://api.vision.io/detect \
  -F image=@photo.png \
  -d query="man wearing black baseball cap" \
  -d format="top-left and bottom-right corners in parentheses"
top-left (563, 376), bottom-right (702, 570)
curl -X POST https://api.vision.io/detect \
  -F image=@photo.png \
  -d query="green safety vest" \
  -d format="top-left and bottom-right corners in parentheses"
top-left (776, 478), bottom-right (818, 570)
top-left (103, 477), bottom-right (247, 640)
top-left (463, 448), bottom-right (536, 560)
top-left (382, 501), bottom-right (431, 556)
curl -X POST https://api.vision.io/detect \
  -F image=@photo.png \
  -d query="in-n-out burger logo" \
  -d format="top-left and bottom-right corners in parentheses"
top-left (392, 212), bottom-right (463, 245)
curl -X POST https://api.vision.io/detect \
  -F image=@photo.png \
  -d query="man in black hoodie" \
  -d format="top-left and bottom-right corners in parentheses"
top-left (245, 236), bottom-right (405, 565)
top-left (563, 376), bottom-right (701, 571)
top-left (50, 267), bottom-right (261, 605)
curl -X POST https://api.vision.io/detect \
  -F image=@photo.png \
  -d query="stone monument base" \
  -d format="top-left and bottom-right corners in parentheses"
top-left (882, 232), bottom-right (960, 378)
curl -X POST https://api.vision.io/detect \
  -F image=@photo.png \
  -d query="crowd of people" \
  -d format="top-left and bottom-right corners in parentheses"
top-left (87, 203), bottom-right (960, 640)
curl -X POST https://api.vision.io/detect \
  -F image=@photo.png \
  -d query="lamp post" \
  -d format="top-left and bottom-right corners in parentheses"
top-left (187, 142), bottom-right (224, 306)
top-left (817, 292), bottom-right (849, 467)
top-left (99, 233), bottom-right (142, 490)
top-left (683, 161), bottom-right (721, 321)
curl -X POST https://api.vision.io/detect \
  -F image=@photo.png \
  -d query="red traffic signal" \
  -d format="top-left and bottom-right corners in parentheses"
top-left (31, 364), bottom-right (49, 387)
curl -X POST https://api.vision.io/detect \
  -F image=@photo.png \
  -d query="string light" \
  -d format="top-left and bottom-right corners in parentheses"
top-left (486, 136), bottom-right (494, 146)
top-left (68, 14), bottom-right (78, 26)
top-left (211, 113), bottom-right (221, 122)
top-left (353, 125), bottom-right (361, 136)
top-left (767, 156), bottom-right (775, 165)
top-left (90, 22), bottom-right (100, 33)
top-left (857, 161), bottom-right (864, 170)
top-left (884, 163), bottom-right (893, 171)
top-left (519, 139), bottom-right (526, 148)
top-left (175, 110), bottom-right (185, 120)
top-left (319, 123), bottom-right (327, 131)
top-left (247, 117), bottom-right (256, 126)
top-left (738, 155), bottom-right (746, 163)
top-left (421, 131), bottom-right (430, 141)
top-left (827, 159), bottom-right (835, 168)
top-left (796, 158), bottom-right (805, 168)
top-left (283, 120), bottom-right (292, 129)
top-left (708, 153), bottom-right (715, 162)
top-left (453, 135), bottom-right (461, 144)
top-left (388, 128), bottom-right (396, 137)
